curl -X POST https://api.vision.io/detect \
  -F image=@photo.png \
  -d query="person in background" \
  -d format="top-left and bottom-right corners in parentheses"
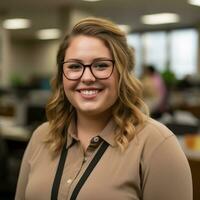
top-left (15, 17), bottom-right (192, 200)
top-left (141, 65), bottom-right (167, 118)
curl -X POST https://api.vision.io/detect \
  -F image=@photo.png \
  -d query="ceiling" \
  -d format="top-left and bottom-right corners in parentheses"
top-left (0, 0), bottom-right (200, 40)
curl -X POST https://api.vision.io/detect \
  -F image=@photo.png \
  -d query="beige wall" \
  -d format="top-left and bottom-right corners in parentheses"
top-left (1, 29), bottom-right (60, 87)
top-left (0, 28), bottom-right (11, 87)
top-left (9, 40), bottom-right (59, 83)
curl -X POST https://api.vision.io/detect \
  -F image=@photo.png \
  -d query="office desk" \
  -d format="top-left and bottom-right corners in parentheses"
top-left (0, 116), bottom-right (31, 142)
top-left (178, 136), bottom-right (200, 200)
top-left (0, 116), bottom-right (31, 161)
top-left (1, 125), bottom-right (30, 142)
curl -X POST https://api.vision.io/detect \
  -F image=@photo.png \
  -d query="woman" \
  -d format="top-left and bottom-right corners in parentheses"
top-left (15, 17), bottom-right (192, 200)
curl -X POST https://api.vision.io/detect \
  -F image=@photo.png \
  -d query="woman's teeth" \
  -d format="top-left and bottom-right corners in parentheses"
top-left (80, 90), bottom-right (98, 95)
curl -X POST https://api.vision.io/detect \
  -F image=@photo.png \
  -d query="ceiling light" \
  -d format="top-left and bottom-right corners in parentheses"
top-left (188, 0), bottom-right (200, 6)
top-left (36, 29), bottom-right (62, 40)
top-left (3, 18), bottom-right (31, 29)
top-left (118, 25), bottom-right (131, 33)
top-left (141, 13), bottom-right (180, 25)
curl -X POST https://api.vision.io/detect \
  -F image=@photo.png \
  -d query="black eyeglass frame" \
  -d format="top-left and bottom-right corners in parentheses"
top-left (62, 59), bottom-right (115, 81)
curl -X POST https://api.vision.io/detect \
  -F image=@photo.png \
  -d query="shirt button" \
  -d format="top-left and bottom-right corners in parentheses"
top-left (93, 136), bottom-right (100, 143)
top-left (67, 179), bottom-right (72, 184)
top-left (84, 157), bottom-right (87, 162)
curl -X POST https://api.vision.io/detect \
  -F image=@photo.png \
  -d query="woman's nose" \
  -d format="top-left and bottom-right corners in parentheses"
top-left (81, 67), bottom-right (96, 82)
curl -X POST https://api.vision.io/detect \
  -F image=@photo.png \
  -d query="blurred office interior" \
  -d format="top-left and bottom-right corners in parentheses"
top-left (0, 0), bottom-right (200, 199)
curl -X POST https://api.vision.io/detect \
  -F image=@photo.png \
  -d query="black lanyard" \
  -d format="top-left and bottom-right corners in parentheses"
top-left (51, 140), bottom-right (109, 200)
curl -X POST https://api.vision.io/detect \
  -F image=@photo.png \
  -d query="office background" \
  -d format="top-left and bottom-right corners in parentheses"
top-left (0, 0), bottom-right (200, 199)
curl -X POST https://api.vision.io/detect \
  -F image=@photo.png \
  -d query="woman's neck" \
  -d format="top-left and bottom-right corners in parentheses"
top-left (76, 111), bottom-right (111, 150)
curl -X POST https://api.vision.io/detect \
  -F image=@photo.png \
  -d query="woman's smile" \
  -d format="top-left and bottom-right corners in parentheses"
top-left (76, 87), bottom-right (103, 99)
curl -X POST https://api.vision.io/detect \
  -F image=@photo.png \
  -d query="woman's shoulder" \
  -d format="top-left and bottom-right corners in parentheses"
top-left (135, 118), bottom-right (177, 159)
top-left (29, 121), bottom-right (50, 146)
top-left (137, 119), bottom-right (192, 200)
top-left (22, 122), bottom-right (51, 161)
top-left (140, 117), bottom-right (174, 140)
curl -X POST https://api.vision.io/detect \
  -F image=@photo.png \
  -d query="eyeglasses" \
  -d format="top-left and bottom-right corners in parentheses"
top-left (62, 59), bottom-right (115, 80)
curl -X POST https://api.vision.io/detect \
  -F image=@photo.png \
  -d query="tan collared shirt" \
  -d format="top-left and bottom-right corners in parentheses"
top-left (15, 118), bottom-right (192, 200)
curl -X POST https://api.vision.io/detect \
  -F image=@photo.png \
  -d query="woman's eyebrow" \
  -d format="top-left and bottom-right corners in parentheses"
top-left (64, 58), bottom-right (82, 62)
top-left (93, 57), bottom-right (113, 61)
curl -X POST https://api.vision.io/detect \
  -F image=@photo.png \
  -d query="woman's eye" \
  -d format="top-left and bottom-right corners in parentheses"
top-left (68, 63), bottom-right (82, 70)
top-left (94, 62), bottom-right (109, 69)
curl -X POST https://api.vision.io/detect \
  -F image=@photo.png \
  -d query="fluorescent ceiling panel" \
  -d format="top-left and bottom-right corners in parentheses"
top-left (3, 18), bottom-right (31, 29)
top-left (141, 13), bottom-right (180, 25)
top-left (188, 0), bottom-right (200, 6)
top-left (36, 29), bottom-right (62, 40)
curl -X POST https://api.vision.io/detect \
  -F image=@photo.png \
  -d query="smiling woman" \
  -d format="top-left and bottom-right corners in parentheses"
top-left (15, 17), bottom-right (192, 200)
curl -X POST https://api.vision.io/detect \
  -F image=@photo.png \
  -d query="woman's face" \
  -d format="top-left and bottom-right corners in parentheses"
top-left (63, 35), bottom-right (119, 117)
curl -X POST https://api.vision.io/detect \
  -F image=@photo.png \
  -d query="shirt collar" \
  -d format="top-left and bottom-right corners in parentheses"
top-left (66, 118), bottom-right (78, 149)
top-left (66, 117), bottom-right (117, 149)
top-left (98, 119), bottom-right (117, 147)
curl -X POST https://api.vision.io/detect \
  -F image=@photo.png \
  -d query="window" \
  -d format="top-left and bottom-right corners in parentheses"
top-left (127, 34), bottom-right (142, 77)
top-left (169, 29), bottom-right (198, 79)
top-left (127, 28), bottom-right (199, 79)
top-left (142, 31), bottom-right (167, 72)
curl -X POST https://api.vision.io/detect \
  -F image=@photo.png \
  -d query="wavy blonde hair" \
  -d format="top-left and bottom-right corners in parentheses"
top-left (45, 17), bottom-right (149, 153)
